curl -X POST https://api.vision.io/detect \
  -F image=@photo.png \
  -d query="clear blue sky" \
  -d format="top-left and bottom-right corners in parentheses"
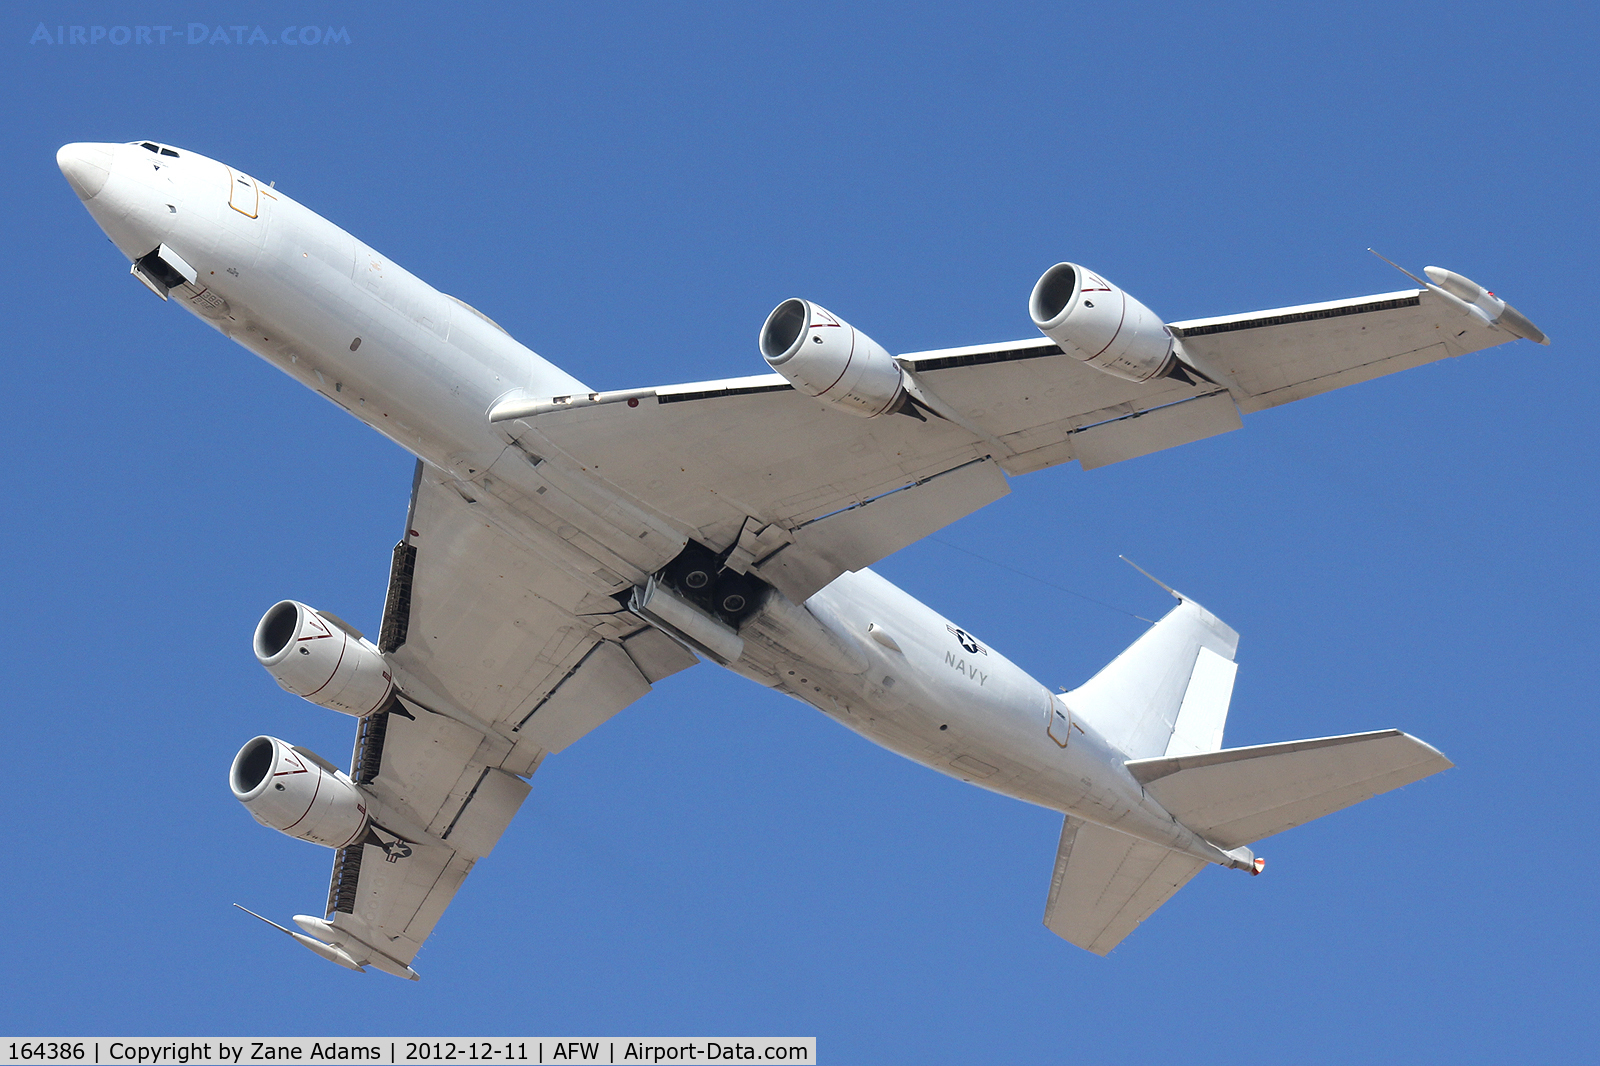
top-left (4, 1), bottom-right (1595, 1060)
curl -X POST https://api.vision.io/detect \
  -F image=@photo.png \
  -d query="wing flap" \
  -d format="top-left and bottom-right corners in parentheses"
top-left (369, 710), bottom-right (491, 832)
top-left (510, 638), bottom-right (653, 753)
top-left (904, 338), bottom-right (1220, 474)
top-left (326, 837), bottom-right (472, 967)
top-left (385, 467), bottom-right (693, 746)
top-left (441, 767), bottom-right (532, 858)
top-left (1043, 816), bottom-right (1205, 955)
top-left (527, 382), bottom-right (987, 548)
top-left (397, 851), bottom-right (473, 951)
top-left (1126, 729), bottom-right (1453, 848)
top-left (1068, 390), bottom-right (1242, 470)
top-left (620, 625), bottom-right (700, 683)
top-left (750, 457), bottom-right (1010, 601)
top-left (390, 473), bottom-right (613, 727)
top-left (906, 338), bottom-right (1200, 437)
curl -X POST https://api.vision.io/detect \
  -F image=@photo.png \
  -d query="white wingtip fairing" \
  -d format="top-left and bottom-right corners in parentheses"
top-left (1367, 251), bottom-right (1548, 346)
top-left (293, 915), bottom-right (422, 981)
top-left (289, 930), bottom-right (368, 972)
top-left (1422, 266), bottom-right (1549, 345)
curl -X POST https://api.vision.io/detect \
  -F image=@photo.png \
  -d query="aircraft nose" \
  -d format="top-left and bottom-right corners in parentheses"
top-left (57, 142), bottom-right (115, 201)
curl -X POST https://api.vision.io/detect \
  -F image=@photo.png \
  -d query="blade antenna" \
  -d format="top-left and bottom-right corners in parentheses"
top-left (1119, 555), bottom-right (1183, 601)
top-left (1367, 248), bottom-right (1430, 287)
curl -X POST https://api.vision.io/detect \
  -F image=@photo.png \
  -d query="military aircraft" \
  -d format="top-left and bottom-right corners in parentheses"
top-left (57, 140), bottom-right (1547, 979)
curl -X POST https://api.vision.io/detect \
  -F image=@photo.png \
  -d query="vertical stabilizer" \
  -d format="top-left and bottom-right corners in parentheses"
top-left (1067, 598), bottom-right (1238, 759)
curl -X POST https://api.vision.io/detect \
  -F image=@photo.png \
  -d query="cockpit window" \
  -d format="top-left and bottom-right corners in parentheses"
top-left (139, 142), bottom-right (159, 153)
top-left (130, 142), bottom-right (180, 157)
top-left (160, 148), bottom-right (179, 157)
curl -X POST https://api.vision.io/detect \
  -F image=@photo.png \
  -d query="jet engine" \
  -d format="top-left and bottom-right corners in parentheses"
top-left (254, 600), bottom-right (394, 717)
top-left (760, 298), bottom-right (905, 417)
top-left (1028, 263), bottom-right (1178, 382)
top-left (229, 735), bottom-right (369, 848)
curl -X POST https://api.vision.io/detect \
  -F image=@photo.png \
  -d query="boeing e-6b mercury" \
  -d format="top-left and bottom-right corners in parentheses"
top-left (57, 140), bottom-right (1548, 979)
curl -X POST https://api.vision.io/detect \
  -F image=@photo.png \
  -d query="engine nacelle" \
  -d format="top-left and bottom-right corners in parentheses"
top-left (1028, 263), bottom-right (1177, 383)
top-left (229, 735), bottom-right (369, 848)
top-left (760, 298), bottom-right (904, 417)
top-left (254, 600), bottom-right (394, 717)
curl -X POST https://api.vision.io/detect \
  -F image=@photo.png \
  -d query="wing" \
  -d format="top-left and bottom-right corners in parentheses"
top-left (503, 374), bottom-right (1011, 602)
top-left (316, 462), bottom-right (699, 973)
top-left (1043, 816), bottom-right (1206, 955)
top-left (893, 283), bottom-right (1520, 472)
top-left (500, 283), bottom-right (1524, 601)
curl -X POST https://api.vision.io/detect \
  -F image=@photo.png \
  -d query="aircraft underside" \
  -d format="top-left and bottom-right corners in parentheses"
top-left (57, 138), bottom-right (1540, 975)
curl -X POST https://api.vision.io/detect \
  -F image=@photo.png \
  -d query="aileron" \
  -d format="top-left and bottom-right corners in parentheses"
top-left (1171, 290), bottom-right (1424, 337)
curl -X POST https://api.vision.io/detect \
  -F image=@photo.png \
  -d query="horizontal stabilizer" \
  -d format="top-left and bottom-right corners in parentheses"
top-left (1126, 729), bottom-right (1451, 849)
top-left (1043, 816), bottom-right (1206, 955)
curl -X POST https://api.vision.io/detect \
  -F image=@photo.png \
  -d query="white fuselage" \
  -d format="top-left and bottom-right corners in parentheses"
top-left (65, 141), bottom-right (1240, 870)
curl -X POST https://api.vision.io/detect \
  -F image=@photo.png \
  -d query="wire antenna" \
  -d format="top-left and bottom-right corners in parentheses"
top-left (929, 536), bottom-right (1153, 622)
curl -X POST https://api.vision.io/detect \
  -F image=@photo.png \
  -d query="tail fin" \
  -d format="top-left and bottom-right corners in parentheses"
top-left (1042, 730), bottom-right (1450, 955)
top-left (1068, 597), bottom-right (1239, 759)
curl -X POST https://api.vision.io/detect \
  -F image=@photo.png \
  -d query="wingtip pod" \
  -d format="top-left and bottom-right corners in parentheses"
top-left (1493, 303), bottom-right (1550, 346)
top-left (290, 930), bottom-right (367, 972)
top-left (293, 914), bottom-right (422, 980)
top-left (234, 903), bottom-right (366, 973)
top-left (1422, 266), bottom-right (1549, 345)
top-left (1422, 266), bottom-right (1482, 300)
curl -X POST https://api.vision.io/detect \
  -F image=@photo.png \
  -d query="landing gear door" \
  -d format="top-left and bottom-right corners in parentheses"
top-left (227, 167), bottom-right (259, 218)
